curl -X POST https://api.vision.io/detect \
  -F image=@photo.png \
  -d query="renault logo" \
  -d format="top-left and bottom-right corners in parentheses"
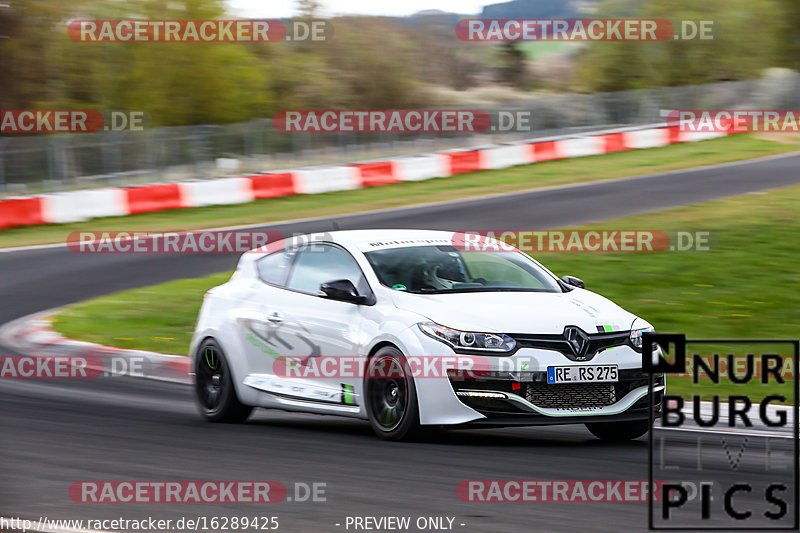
top-left (564, 326), bottom-right (590, 357)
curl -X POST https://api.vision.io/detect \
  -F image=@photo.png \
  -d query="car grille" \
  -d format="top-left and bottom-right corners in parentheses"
top-left (526, 382), bottom-right (617, 409)
top-left (448, 370), bottom-right (662, 416)
top-left (508, 331), bottom-right (630, 361)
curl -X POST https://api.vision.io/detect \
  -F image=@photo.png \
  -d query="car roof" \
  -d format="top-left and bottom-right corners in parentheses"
top-left (314, 229), bottom-right (458, 252)
top-left (236, 229), bottom-right (460, 273)
top-left (236, 229), bottom-right (525, 276)
top-left (266, 229), bottom-right (523, 253)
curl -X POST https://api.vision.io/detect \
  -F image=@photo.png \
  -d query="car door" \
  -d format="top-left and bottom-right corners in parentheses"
top-left (236, 247), bottom-right (299, 381)
top-left (273, 243), bottom-right (371, 406)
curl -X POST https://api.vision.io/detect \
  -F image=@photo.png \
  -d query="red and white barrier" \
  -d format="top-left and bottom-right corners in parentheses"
top-left (446, 150), bottom-right (482, 175)
top-left (391, 154), bottom-right (450, 181)
top-left (293, 166), bottom-right (360, 194)
top-left (479, 144), bottom-right (532, 170)
top-left (41, 189), bottom-right (128, 224)
top-left (0, 197), bottom-right (44, 230)
top-left (603, 132), bottom-right (628, 153)
top-left (626, 128), bottom-right (670, 149)
top-left (559, 136), bottom-right (605, 158)
top-left (247, 172), bottom-right (296, 199)
top-left (0, 125), bottom-right (735, 231)
top-left (530, 140), bottom-right (562, 162)
top-left (178, 177), bottom-right (252, 207)
top-left (354, 161), bottom-right (399, 187)
top-left (126, 184), bottom-right (183, 215)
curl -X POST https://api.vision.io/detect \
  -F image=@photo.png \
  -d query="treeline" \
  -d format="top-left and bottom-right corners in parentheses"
top-left (0, 0), bottom-right (798, 127)
top-left (0, 0), bottom-right (451, 125)
top-left (574, 0), bottom-right (799, 91)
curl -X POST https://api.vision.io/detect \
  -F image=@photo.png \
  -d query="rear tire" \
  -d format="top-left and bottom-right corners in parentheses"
top-left (364, 346), bottom-right (424, 441)
top-left (585, 419), bottom-right (650, 441)
top-left (194, 339), bottom-right (252, 423)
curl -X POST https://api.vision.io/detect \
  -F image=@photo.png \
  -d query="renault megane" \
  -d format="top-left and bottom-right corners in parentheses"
top-left (191, 229), bottom-right (664, 440)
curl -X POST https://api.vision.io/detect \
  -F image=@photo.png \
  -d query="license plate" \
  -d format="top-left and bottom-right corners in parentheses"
top-left (547, 364), bottom-right (618, 384)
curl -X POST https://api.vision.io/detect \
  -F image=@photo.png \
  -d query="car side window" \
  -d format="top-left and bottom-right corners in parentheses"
top-left (256, 249), bottom-right (295, 287)
top-left (286, 244), bottom-right (368, 295)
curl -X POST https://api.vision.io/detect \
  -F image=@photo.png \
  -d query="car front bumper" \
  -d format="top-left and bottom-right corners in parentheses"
top-left (408, 329), bottom-right (665, 426)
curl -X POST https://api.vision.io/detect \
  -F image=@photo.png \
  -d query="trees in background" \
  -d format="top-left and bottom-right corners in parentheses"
top-left (0, 0), bottom-right (797, 125)
top-left (0, 0), bottom-right (432, 125)
top-left (575, 0), bottom-right (788, 91)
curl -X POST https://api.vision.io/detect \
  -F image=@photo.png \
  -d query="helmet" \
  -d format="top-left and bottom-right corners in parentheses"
top-left (418, 254), bottom-right (466, 290)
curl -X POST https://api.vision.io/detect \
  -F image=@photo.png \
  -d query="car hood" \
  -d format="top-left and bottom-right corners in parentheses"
top-left (390, 289), bottom-right (637, 335)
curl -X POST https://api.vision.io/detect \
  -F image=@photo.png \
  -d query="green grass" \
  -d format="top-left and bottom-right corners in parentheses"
top-left (52, 273), bottom-right (231, 355)
top-left (53, 182), bottom-right (800, 400)
top-left (1, 134), bottom-right (796, 249)
top-left (531, 185), bottom-right (800, 401)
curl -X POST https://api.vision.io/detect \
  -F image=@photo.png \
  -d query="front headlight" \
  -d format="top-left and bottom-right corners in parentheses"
top-left (629, 326), bottom-right (655, 351)
top-left (418, 322), bottom-right (516, 353)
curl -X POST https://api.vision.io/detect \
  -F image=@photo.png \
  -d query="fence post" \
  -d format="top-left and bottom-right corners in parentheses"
top-left (102, 132), bottom-right (112, 182)
top-left (46, 136), bottom-right (62, 190)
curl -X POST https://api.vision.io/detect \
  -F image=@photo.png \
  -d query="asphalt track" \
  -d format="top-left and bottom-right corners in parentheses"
top-left (2, 152), bottom-right (799, 533)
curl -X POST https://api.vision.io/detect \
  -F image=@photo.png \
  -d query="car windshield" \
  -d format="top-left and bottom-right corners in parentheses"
top-left (364, 245), bottom-right (563, 294)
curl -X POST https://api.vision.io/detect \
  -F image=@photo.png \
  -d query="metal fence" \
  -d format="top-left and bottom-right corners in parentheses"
top-left (1, 74), bottom-right (799, 196)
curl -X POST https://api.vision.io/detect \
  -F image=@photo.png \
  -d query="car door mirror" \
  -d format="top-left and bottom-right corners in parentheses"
top-left (561, 275), bottom-right (585, 289)
top-left (318, 279), bottom-right (368, 304)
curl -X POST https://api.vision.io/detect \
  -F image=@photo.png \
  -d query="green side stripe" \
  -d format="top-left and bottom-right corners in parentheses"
top-left (343, 384), bottom-right (354, 405)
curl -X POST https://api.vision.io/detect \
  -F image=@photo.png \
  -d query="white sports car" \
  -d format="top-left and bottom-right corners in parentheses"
top-left (191, 229), bottom-right (665, 440)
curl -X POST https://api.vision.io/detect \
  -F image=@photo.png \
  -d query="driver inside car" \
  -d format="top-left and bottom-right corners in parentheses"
top-left (411, 253), bottom-right (470, 290)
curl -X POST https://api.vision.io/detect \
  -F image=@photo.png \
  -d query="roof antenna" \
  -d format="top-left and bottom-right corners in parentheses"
top-left (332, 221), bottom-right (340, 231)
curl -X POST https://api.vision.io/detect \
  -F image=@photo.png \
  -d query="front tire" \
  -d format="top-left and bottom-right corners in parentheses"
top-left (585, 419), bottom-right (650, 441)
top-left (364, 346), bottom-right (423, 441)
top-left (194, 339), bottom-right (252, 423)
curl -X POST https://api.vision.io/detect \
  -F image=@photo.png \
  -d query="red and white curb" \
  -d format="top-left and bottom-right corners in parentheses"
top-left (0, 311), bottom-right (191, 384)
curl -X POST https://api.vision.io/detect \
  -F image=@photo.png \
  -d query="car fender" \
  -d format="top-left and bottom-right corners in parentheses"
top-left (364, 323), bottom-right (485, 426)
top-left (191, 293), bottom-right (261, 406)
